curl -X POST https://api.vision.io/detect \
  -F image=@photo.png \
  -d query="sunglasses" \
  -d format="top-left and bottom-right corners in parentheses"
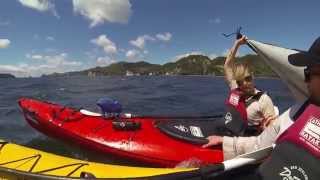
top-left (236, 75), bottom-right (253, 86)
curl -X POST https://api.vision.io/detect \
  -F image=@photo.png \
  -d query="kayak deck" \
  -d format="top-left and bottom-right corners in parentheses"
top-left (19, 98), bottom-right (224, 167)
top-left (0, 140), bottom-right (197, 179)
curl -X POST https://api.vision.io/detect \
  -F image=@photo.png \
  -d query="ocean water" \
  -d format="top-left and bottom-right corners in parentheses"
top-left (0, 76), bottom-right (295, 165)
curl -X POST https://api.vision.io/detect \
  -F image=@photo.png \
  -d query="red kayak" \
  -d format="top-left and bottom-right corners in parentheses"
top-left (18, 97), bottom-right (224, 167)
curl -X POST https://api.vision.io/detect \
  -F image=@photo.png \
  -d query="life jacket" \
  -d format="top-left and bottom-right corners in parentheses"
top-left (258, 101), bottom-right (320, 180)
top-left (223, 88), bottom-right (264, 136)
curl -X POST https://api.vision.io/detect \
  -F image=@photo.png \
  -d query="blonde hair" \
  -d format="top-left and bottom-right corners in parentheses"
top-left (233, 63), bottom-right (252, 82)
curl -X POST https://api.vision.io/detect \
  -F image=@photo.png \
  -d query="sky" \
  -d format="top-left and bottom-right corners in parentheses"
top-left (0, 0), bottom-right (320, 77)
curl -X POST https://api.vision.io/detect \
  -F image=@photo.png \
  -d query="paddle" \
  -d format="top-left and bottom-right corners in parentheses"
top-left (194, 145), bottom-right (273, 179)
top-left (80, 146), bottom-right (273, 180)
top-left (221, 145), bottom-right (273, 171)
top-left (203, 145), bottom-right (273, 178)
top-left (203, 145), bottom-right (274, 177)
top-left (222, 27), bottom-right (257, 53)
top-left (152, 145), bottom-right (273, 180)
top-left (79, 109), bottom-right (223, 120)
top-left (200, 145), bottom-right (273, 175)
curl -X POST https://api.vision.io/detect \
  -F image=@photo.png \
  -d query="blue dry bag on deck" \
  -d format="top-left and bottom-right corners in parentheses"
top-left (96, 97), bottom-right (122, 116)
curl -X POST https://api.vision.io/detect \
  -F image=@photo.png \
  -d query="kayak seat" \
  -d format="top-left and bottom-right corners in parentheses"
top-left (156, 119), bottom-right (232, 145)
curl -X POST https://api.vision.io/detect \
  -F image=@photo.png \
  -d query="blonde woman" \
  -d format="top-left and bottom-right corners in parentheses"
top-left (219, 36), bottom-right (277, 136)
top-left (202, 37), bottom-right (320, 177)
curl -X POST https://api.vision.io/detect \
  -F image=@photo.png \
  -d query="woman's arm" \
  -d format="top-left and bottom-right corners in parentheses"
top-left (222, 119), bottom-right (279, 159)
top-left (224, 36), bottom-right (247, 89)
top-left (258, 94), bottom-right (277, 130)
top-left (202, 106), bottom-right (287, 159)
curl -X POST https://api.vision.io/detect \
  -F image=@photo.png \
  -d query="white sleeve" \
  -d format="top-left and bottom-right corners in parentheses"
top-left (222, 103), bottom-right (302, 160)
top-left (259, 94), bottom-right (276, 118)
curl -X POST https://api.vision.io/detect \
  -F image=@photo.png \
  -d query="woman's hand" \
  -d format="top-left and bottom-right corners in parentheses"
top-left (202, 135), bottom-right (223, 148)
top-left (235, 35), bottom-right (248, 46)
top-left (259, 114), bottom-right (278, 131)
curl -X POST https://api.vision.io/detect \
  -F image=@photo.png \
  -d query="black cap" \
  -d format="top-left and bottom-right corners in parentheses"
top-left (289, 37), bottom-right (320, 67)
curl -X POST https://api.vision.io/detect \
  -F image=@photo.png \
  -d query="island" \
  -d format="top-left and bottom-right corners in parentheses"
top-left (45, 54), bottom-right (276, 77)
top-left (0, 73), bottom-right (15, 78)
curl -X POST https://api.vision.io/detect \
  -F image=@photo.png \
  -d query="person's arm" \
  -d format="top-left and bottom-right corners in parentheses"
top-left (258, 94), bottom-right (277, 130)
top-left (224, 36), bottom-right (247, 89)
top-left (202, 107), bottom-right (286, 160)
top-left (222, 103), bottom-right (304, 159)
top-left (222, 118), bottom-right (279, 159)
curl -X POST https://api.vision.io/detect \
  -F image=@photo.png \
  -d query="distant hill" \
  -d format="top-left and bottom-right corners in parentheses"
top-left (83, 61), bottom-right (162, 76)
top-left (0, 73), bottom-right (15, 78)
top-left (46, 54), bottom-right (277, 77)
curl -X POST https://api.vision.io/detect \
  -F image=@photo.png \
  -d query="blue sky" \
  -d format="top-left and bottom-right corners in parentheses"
top-left (0, 0), bottom-right (320, 77)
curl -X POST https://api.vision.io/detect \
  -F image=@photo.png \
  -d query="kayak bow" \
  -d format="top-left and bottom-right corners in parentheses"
top-left (247, 40), bottom-right (308, 101)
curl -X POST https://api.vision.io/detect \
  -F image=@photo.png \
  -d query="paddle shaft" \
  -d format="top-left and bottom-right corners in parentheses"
top-left (205, 146), bottom-right (273, 178)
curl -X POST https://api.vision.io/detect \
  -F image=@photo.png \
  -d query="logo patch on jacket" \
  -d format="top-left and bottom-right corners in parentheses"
top-left (279, 165), bottom-right (308, 180)
top-left (299, 116), bottom-right (320, 153)
top-left (224, 112), bottom-right (232, 124)
top-left (229, 94), bottom-right (240, 106)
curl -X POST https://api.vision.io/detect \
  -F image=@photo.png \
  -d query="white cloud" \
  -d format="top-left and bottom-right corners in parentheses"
top-left (125, 49), bottom-right (146, 62)
top-left (46, 36), bottom-right (55, 41)
top-left (91, 35), bottom-right (117, 54)
top-left (31, 54), bottom-right (43, 60)
top-left (209, 17), bottom-right (221, 24)
top-left (0, 65), bottom-right (24, 72)
top-left (130, 35), bottom-right (155, 49)
top-left (0, 64), bottom-right (29, 77)
top-left (209, 53), bottom-right (218, 59)
top-left (0, 39), bottom-right (10, 48)
top-left (42, 53), bottom-right (81, 66)
top-left (130, 37), bottom-right (144, 49)
top-left (19, 0), bottom-right (52, 11)
top-left (86, 49), bottom-right (117, 67)
top-left (3, 52), bottom-right (83, 77)
top-left (156, 32), bottom-right (172, 42)
top-left (126, 49), bottom-right (140, 60)
top-left (96, 56), bottom-right (116, 67)
top-left (130, 33), bottom-right (172, 49)
top-left (0, 64), bottom-right (30, 77)
top-left (18, 0), bottom-right (59, 18)
top-left (73, 0), bottom-right (132, 27)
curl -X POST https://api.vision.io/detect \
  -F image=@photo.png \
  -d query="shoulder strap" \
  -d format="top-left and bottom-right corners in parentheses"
top-left (292, 99), bottom-right (310, 121)
top-left (245, 91), bottom-right (264, 107)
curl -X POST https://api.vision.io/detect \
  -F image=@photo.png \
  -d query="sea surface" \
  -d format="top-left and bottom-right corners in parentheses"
top-left (0, 76), bottom-right (295, 165)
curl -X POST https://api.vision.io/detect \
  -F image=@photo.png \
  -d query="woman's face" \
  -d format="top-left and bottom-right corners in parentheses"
top-left (237, 75), bottom-right (255, 96)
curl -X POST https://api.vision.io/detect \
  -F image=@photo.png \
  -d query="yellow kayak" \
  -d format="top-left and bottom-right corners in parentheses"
top-left (0, 139), bottom-right (198, 179)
